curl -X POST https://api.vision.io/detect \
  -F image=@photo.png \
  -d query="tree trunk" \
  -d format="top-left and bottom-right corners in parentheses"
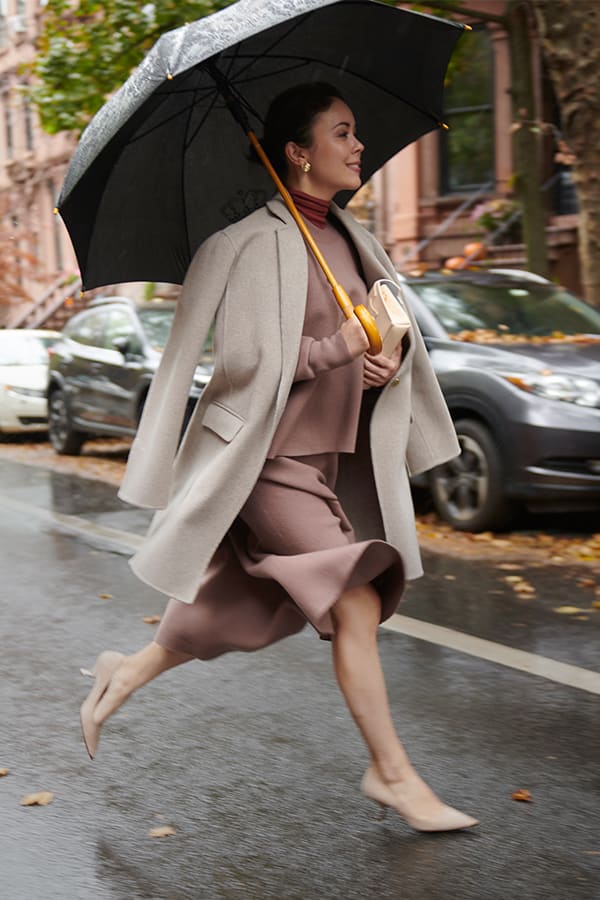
top-left (532, 0), bottom-right (600, 306)
top-left (507, 0), bottom-right (549, 277)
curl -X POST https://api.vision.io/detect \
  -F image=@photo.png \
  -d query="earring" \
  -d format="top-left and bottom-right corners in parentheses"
top-left (302, 160), bottom-right (312, 173)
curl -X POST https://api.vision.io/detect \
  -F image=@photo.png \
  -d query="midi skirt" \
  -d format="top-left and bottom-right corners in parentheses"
top-left (155, 453), bottom-right (405, 660)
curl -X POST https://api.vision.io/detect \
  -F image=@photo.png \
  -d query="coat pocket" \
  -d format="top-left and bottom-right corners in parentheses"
top-left (202, 401), bottom-right (244, 442)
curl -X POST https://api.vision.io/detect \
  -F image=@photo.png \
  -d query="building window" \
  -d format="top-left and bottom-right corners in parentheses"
top-left (3, 90), bottom-right (13, 159)
top-left (440, 26), bottom-right (494, 194)
top-left (23, 94), bottom-right (34, 151)
top-left (0, 1), bottom-right (7, 49)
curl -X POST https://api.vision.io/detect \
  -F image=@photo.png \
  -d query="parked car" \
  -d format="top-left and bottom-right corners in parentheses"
top-left (0, 329), bottom-right (61, 434)
top-left (47, 297), bottom-right (212, 454)
top-left (402, 269), bottom-right (600, 531)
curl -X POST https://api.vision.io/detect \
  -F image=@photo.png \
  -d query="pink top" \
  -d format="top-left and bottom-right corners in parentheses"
top-left (267, 191), bottom-right (366, 458)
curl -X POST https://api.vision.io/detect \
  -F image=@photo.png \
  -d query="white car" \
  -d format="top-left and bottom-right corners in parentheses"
top-left (0, 329), bottom-right (61, 433)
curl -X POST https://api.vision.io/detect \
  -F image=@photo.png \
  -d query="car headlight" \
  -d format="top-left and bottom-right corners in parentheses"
top-left (4, 385), bottom-right (46, 398)
top-left (503, 372), bottom-right (600, 407)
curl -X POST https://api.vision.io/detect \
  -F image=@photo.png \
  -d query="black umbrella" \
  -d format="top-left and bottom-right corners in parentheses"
top-left (58, 0), bottom-right (466, 297)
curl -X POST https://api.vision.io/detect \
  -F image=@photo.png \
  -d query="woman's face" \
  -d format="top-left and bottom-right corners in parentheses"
top-left (286, 99), bottom-right (364, 200)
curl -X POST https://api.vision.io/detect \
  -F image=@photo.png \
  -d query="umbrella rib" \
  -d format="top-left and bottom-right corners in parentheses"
top-left (183, 89), bottom-right (221, 152)
top-left (220, 11), bottom-right (319, 86)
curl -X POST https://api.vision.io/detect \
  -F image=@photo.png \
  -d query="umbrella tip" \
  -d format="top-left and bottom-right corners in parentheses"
top-left (463, 24), bottom-right (473, 31)
top-left (53, 207), bottom-right (59, 215)
top-left (167, 72), bottom-right (174, 80)
top-left (439, 122), bottom-right (450, 131)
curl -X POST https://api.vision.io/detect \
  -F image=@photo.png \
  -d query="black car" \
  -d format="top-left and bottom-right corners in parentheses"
top-left (403, 269), bottom-right (600, 531)
top-left (47, 297), bottom-right (212, 454)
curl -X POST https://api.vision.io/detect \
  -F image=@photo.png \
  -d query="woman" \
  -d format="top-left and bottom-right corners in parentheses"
top-left (81, 83), bottom-right (478, 833)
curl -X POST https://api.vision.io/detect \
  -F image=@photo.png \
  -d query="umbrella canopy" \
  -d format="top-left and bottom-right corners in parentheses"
top-left (58, 0), bottom-right (466, 290)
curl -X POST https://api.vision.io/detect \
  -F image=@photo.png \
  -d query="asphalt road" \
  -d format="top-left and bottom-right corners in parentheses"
top-left (1, 459), bottom-right (599, 900)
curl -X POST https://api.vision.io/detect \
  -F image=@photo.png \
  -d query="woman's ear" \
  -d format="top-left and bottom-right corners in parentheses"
top-left (284, 140), bottom-right (308, 172)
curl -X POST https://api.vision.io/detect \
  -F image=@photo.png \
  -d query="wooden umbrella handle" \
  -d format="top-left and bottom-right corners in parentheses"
top-left (247, 130), bottom-right (383, 355)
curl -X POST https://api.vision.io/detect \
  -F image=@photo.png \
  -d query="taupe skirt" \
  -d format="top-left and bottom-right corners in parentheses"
top-left (155, 453), bottom-right (405, 660)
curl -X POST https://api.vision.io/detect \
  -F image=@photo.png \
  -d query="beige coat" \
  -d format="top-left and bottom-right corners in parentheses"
top-left (119, 197), bottom-right (459, 603)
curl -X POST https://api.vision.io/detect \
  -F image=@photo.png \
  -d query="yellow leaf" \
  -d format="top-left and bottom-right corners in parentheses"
top-left (148, 825), bottom-right (176, 838)
top-left (504, 575), bottom-right (524, 583)
top-left (553, 606), bottom-right (584, 614)
top-left (512, 788), bottom-right (533, 802)
top-left (143, 615), bottom-right (162, 624)
top-left (99, 593), bottom-right (113, 600)
top-left (0, 767), bottom-right (9, 777)
top-left (20, 791), bottom-right (54, 806)
top-left (592, 601), bottom-right (600, 611)
top-left (444, 574), bottom-right (456, 581)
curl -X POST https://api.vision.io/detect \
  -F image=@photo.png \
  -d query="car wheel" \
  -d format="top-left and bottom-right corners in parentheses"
top-left (48, 389), bottom-right (85, 455)
top-left (428, 418), bottom-right (514, 532)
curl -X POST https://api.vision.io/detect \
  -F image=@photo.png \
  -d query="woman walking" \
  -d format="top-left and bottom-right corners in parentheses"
top-left (81, 82), bottom-right (478, 833)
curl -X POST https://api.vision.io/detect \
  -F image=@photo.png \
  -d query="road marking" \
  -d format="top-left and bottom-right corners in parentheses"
top-left (0, 493), bottom-right (144, 552)
top-left (3, 490), bottom-right (600, 695)
top-left (383, 614), bottom-right (600, 696)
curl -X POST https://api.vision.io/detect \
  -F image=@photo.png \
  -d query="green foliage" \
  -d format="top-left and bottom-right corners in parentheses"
top-left (28, 0), bottom-right (236, 135)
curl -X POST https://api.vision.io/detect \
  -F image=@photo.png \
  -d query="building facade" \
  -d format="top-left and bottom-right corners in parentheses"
top-left (0, 0), bottom-right (79, 326)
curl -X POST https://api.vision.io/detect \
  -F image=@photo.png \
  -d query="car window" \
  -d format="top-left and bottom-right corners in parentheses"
top-left (64, 310), bottom-right (107, 347)
top-left (411, 281), bottom-right (600, 337)
top-left (0, 334), bottom-right (52, 365)
top-left (137, 307), bottom-right (175, 351)
top-left (103, 309), bottom-right (143, 353)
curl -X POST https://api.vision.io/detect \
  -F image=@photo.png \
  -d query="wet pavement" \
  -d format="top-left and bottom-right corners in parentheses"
top-left (1, 458), bottom-right (599, 900)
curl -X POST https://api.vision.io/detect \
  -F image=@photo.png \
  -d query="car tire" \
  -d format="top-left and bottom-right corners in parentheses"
top-left (48, 388), bottom-right (85, 455)
top-left (428, 418), bottom-right (515, 532)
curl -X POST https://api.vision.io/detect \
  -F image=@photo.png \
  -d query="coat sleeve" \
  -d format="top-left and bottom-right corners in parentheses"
top-left (118, 230), bottom-right (236, 508)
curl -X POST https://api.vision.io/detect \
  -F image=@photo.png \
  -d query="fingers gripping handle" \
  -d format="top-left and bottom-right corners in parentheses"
top-left (333, 283), bottom-right (382, 354)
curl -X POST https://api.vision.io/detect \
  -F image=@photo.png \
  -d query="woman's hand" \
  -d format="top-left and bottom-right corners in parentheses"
top-left (340, 314), bottom-right (370, 359)
top-left (362, 343), bottom-right (402, 388)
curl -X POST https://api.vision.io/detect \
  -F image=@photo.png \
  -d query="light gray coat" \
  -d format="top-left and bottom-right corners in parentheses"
top-left (119, 197), bottom-right (459, 603)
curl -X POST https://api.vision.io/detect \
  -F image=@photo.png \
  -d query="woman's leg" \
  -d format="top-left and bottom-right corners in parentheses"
top-left (330, 584), bottom-right (478, 829)
top-left (330, 584), bottom-right (415, 782)
top-left (92, 641), bottom-right (193, 726)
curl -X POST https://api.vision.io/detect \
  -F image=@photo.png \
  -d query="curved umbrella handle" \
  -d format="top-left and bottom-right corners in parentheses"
top-left (247, 130), bottom-right (383, 354)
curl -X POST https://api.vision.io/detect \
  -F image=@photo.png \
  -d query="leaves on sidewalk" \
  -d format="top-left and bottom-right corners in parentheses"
top-left (148, 825), bottom-right (176, 838)
top-left (20, 791), bottom-right (54, 806)
top-left (512, 789), bottom-right (533, 802)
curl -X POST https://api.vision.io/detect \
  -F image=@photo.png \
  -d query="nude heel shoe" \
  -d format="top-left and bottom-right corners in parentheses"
top-left (361, 765), bottom-right (479, 833)
top-left (80, 651), bottom-right (124, 759)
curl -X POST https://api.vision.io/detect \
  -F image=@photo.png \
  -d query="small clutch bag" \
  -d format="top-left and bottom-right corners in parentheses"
top-left (366, 279), bottom-right (411, 357)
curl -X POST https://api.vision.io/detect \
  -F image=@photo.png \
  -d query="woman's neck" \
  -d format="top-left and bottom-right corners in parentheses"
top-left (289, 189), bottom-right (330, 229)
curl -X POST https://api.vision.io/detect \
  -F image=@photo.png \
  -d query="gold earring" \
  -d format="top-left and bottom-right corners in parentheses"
top-left (302, 160), bottom-right (312, 173)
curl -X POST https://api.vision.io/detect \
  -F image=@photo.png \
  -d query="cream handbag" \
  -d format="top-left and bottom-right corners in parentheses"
top-left (366, 279), bottom-right (411, 357)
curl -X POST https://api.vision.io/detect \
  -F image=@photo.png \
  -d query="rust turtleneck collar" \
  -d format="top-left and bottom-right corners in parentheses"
top-left (289, 189), bottom-right (330, 229)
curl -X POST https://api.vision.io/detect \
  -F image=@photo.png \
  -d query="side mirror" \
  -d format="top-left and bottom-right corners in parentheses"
top-left (112, 336), bottom-right (134, 356)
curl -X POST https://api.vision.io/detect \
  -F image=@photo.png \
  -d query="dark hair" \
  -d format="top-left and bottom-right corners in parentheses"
top-left (260, 82), bottom-right (345, 179)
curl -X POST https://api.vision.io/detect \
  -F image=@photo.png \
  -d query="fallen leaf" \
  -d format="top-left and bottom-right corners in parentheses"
top-left (575, 615), bottom-right (590, 621)
top-left (444, 574), bottom-right (456, 581)
top-left (513, 581), bottom-right (536, 595)
top-left (554, 606), bottom-right (584, 614)
top-left (143, 615), bottom-right (162, 624)
top-left (577, 578), bottom-right (595, 588)
top-left (20, 791), bottom-right (54, 806)
top-left (0, 768), bottom-right (9, 777)
top-left (80, 667), bottom-right (94, 677)
top-left (497, 564), bottom-right (523, 571)
top-left (504, 575), bottom-right (524, 583)
top-left (592, 601), bottom-right (600, 611)
top-left (99, 593), bottom-right (113, 600)
top-left (512, 789), bottom-right (533, 802)
top-left (148, 825), bottom-right (176, 838)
